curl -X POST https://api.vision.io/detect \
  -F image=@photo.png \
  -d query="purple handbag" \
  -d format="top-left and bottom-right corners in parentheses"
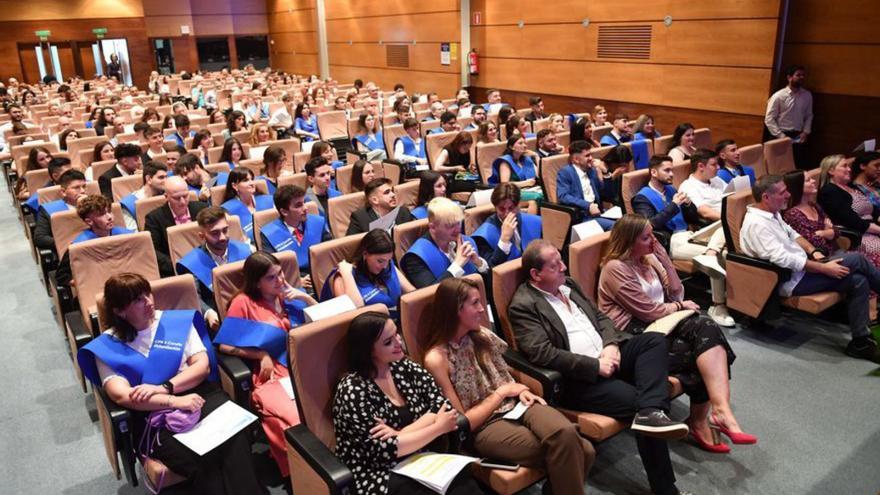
top-left (139, 407), bottom-right (202, 494)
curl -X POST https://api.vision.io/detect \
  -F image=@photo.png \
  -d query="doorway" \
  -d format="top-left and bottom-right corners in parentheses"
top-left (153, 39), bottom-right (175, 75)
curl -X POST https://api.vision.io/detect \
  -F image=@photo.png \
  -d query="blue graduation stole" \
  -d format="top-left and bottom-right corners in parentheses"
top-left (355, 132), bottom-right (384, 151)
top-left (718, 165), bottom-right (756, 186)
top-left (472, 213), bottom-right (542, 262)
top-left (631, 140), bottom-right (650, 170)
top-left (24, 193), bottom-right (40, 212)
top-left (78, 309), bottom-right (218, 387)
top-left (295, 116), bottom-right (319, 142)
top-left (396, 135), bottom-right (426, 159)
top-left (428, 127), bottom-right (445, 135)
top-left (408, 236), bottom-right (478, 278)
top-left (411, 205), bottom-right (428, 220)
top-left (216, 172), bottom-right (229, 186)
top-left (187, 184), bottom-right (201, 193)
top-left (489, 154), bottom-right (536, 185)
top-left (40, 199), bottom-right (72, 217)
top-left (226, 161), bottom-right (236, 170)
top-left (222, 195), bottom-right (275, 241)
top-left (120, 193), bottom-right (138, 218)
top-left (256, 176), bottom-right (277, 195)
top-left (176, 240), bottom-right (252, 292)
top-left (261, 216), bottom-right (323, 269)
top-left (637, 185), bottom-right (687, 232)
top-left (213, 317), bottom-right (290, 363)
top-left (166, 133), bottom-right (186, 147)
top-left (72, 227), bottom-right (134, 245)
top-left (320, 264), bottom-right (404, 319)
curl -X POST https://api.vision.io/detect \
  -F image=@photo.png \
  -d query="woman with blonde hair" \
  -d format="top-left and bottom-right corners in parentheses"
top-left (592, 105), bottom-right (608, 127)
top-left (598, 214), bottom-right (753, 453)
top-left (818, 153), bottom-right (880, 266)
top-left (248, 122), bottom-right (276, 146)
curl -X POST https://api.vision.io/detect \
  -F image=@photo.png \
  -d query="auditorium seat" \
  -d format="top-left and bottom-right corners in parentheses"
top-left (425, 130), bottom-right (457, 167)
top-left (475, 141), bottom-right (506, 185)
top-left (763, 137), bottom-right (796, 176)
top-left (392, 218), bottom-right (429, 263)
top-left (166, 215), bottom-right (246, 271)
top-left (693, 127), bottom-right (713, 150)
top-left (134, 191), bottom-right (198, 231)
top-left (308, 233), bottom-right (366, 299)
top-left (326, 192), bottom-right (364, 238)
top-left (395, 179), bottom-right (419, 209)
top-left (381, 123), bottom-right (406, 156)
top-left (110, 175), bottom-right (144, 202)
top-left (738, 143), bottom-right (765, 178)
top-left (654, 134), bottom-right (674, 155)
top-left (89, 160), bottom-right (118, 182)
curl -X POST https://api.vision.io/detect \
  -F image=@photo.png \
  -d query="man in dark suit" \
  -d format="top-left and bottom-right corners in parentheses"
top-left (508, 239), bottom-right (688, 495)
top-left (144, 176), bottom-right (208, 277)
top-left (345, 178), bottom-right (415, 236)
top-left (98, 142), bottom-right (142, 199)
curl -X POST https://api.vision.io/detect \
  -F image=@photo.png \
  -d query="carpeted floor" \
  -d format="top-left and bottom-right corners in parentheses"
top-left (1, 173), bottom-right (878, 494)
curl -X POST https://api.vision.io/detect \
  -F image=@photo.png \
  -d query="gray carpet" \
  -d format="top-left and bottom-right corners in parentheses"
top-left (1, 173), bottom-right (878, 494)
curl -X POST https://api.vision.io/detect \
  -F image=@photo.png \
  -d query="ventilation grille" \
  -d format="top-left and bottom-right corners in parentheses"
top-left (597, 25), bottom-right (652, 59)
top-left (386, 44), bottom-right (410, 68)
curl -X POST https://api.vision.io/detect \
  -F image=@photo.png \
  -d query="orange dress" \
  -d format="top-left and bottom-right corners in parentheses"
top-left (226, 293), bottom-right (300, 477)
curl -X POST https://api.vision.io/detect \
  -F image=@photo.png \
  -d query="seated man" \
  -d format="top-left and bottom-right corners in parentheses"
top-left (524, 96), bottom-right (546, 122)
top-left (632, 155), bottom-right (731, 326)
top-left (509, 240), bottom-right (689, 495)
top-left (24, 157), bottom-right (72, 211)
top-left (346, 178), bottom-right (415, 236)
top-left (428, 111), bottom-right (459, 135)
top-left (741, 175), bottom-right (880, 363)
top-left (535, 128), bottom-right (564, 158)
top-left (304, 156), bottom-right (342, 231)
top-left (482, 88), bottom-right (505, 113)
top-left (120, 160), bottom-right (168, 230)
top-left (177, 206), bottom-right (253, 330)
top-left (472, 183), bottom-right (542, 267)
top-left (422, 101), bottom-right (445, 122)
top-left (401, 196), bottom-right (489, 288)
top-left (715, 139), bottom-right (757, 185)
top-left (99, 142), bottom-right (142, 199)
top-left (174, 152), bottom-right (210, 196)
top-left (557, 140), bottom-right (615, 230)
top-left (599, 113), bottom-right (632, 146)
top-left (33, 169), bottom-right (88, 251)
top-left (55, 194), bottom-right (134, 287)
top-left (466, 105), bottom-right (487, 130)
top-left (140, 126), bottom-right (165, 165)
top-left (392, 118), bottom-right (428, 170)
top-left (144, 176), bottom-right (209, 277)
top-left (260, 184), bottom-right (331, 289)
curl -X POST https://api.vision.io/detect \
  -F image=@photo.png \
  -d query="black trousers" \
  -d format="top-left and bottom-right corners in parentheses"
top-left (562, 332), bottom-right (678, 495)
top-left (389, 469), bottom-right (485, 494)
top-left (139, 382), bottom-right (264, 495)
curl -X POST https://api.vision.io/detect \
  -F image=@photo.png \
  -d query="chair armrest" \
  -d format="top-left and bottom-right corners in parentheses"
top-left (64, 311), bottom-right (94, 349)
top-left (502, 349), bottom-right (563, 405)
top-left (836, 227), bottom-right (861, 251)
top-left (216, 353), bottom-right (252, 408)
top-left (95, 387), bottom-right (139, 487)
top-left (726, 251), bottom-right (790, 276)
top-left (285, 425), bottom-right (353, 495)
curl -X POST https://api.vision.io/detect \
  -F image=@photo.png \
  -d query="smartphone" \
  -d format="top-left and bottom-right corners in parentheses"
top-left (479, 458), bottom-right (520, 471)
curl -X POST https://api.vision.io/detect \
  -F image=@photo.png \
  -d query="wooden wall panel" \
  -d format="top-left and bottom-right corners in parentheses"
top-left (325, 12), bottom-right (459, 43)
top-left (0, 0), bottom-right (144, 21)
top-left (325, 0), bottom-right (458, 19)
top-left (785, 0), bottom-right (879, 43)
top-left (170, 36), bottom-right (200, 73)
top-left (145, 17), bottom-right (195, 38)
top-left (267, 0), bottom-right (318, 76)
top-left (231, 15), bottom-right (269, 35)
top-left (782, 44), bottom-right (880, 98)
top-left (328, 43), bottom-right (459, 74)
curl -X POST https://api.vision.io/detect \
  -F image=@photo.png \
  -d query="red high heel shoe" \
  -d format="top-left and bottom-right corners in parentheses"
top-left (709, 415), bottom-right (758, 445)
top-left (688, 424), bottom-right (730, 453)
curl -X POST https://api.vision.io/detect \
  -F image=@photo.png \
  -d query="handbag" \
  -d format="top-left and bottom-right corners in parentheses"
top-left (139, 406), bottom-right (202, 494)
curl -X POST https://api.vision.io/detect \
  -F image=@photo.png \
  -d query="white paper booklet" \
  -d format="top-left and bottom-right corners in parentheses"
top-left (600, 205), bottom-right (623, 220)
top-left (502, 401), bottom-right (529, 421)
top-left (571, 220), bottom-right (604, 242)
top-left (466, 188), bottom-right (494, 207)
top-left (303, 295), bottom-right (357, 323)
top-left (369, 206), bottom-right (401, 233)
top-left (249, 145), bottom-right (267, 161)
top-left (279, 376), bottom-right (296, 399)
top-left (392, 452), bottom-right (479, 494)
top-left (174, 401), bottom-right (257, 456)
top-left (722, 175), bottom-right (751, 195)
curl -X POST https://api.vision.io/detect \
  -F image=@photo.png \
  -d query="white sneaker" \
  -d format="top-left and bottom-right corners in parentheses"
top-left (708, 305), bottom-right (735, 327)
top-left (693, 254), bottom-right (726, 278)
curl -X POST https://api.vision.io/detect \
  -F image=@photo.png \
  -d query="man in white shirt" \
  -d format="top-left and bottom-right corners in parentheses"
top-left (268, 93), bottom-right (295, 129)
top-left (764, 65), bottom-right (813, 169)
top-left (740, 175), bottom-right (880, 363)
top-left (508, 240), bottom-right (689, 495)
top-left (0, 104), bottom-right (36, 151)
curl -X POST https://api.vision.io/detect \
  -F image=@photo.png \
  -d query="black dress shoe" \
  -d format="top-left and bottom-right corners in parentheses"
top-left (845, 336), bottom-right (880, 364)
top-left (632, 409), bottom-right (689, 440)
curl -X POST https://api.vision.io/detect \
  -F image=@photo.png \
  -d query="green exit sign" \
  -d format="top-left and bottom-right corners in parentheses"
top-left (92, 27), bottom-right (108, 35)
top-left (34, 30), bottom-right (51, 37)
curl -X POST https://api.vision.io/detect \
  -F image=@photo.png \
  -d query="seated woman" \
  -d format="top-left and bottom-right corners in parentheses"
top-left (354, 113), bottom-right (387, 161)
top-left (221, 168), bottom-right (275, 244)
top-left (850, 151), bottom-right (880, 210)
top-left (488, 134), bottom-right (537, 186)
top-left (569, 117), bottom-right (598, 148)
top-left (783, 170), bottom-right (840, 256)
top-left (294, 103), bottom-right (320, 142)
top-left (310, 140), bottom-right (345, 170)
top-left (547, 113), bottom-right (565, 134)
top-left (598, 215), bottom-right (753, 453)
top-left (595, 145), bottom-right (633, 207)
top-left (818, 154), bottom-right (880, 266)
top-left (422, 278), bottom-right (595, 493)
top-left (215, 252), bottom-right (317, 482)
top-left (262, 145), bottom-right (293, 187)
top-left (219, 137), bottom-right (248, 170)
top-left (78, 273), bottom-right (262, 494)
top-left (633, 114), bottom-right (661, 140)
top-left (476, 121), bottom-right (499, 144)
top-left (323, 229), bottom-right (415, 320)
top-left (592, 105), bottom-right (608, 127)
top-left (222, 110), bottom-right (248, 140)
top-left (668, 123), bottom-right (696, 163)
top-left (249, 123), bottom-right (276, 147)
top-left (434, 131), bottom-right (474, 174)
top-left (58, 128), bottom-right (79, 152)
top-left (333, 311), bottom-right (480, 495)
top-left (505, 115), bottom-right (534, 140)
top-left (350, 159), bottom-right (376, 193)
top-left (190, 130), bottom-right (213, 165)
top-left (411, 171), bottom-right (447, 219)
top-left (15, 145), bottom-right (53, 200)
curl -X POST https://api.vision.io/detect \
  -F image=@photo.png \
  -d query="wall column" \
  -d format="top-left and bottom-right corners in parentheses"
top-left (316, 0), bottom-right (329, 79)
top-left (460, 0), bottom-right (470, 88)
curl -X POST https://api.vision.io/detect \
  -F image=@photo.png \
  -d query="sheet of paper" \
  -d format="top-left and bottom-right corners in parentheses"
top-left (369, 206), bottom-right (401, 233)
top-left (865, 139), bottom-right (876, 152)
top-left (687, 220), bottom-right (721, 243)
top-left (249, 145), bottom-right (267, 161)
top-left (303, 294), bottom-right (357, 323)
top-left (571, 220), bottom-right (604, 243)
top-left (174, 401), bottom-right (258, 456)
top-left (722, 175), bottom-right (751, 194)
top-left (502, 401), bottom-right (529, 421)
top-left (392, 452), bottom-right (479, 494)
top-left (466, 188), bottom-right (494, 207)
top-left (279, 376), bottom-right (296, 399)
top-left (600, 205), bottom-right (622, 220)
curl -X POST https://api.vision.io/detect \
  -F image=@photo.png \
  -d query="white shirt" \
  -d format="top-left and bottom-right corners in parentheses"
top-left (122, 188), bottom-right (147, 230)
top-left (679, 175), bottom-right (726, 213)
top-left (740, 206), bottom-right (807, 296)
top-left (531, 283), bottom-right (603, 359)
top-left (268, 107), bottom-right (293, 128)
top-left (574, 165), bottom-right (596, 203)
top-left (393, 137), bottom-right (424, 164)
top-left (637, 271), bottom-right (665, 304)
top-left (95, 310), bottom-right (207, 385)
top-left (764, 86), bottom-right (813, 137)
top-left (0, 121), bottom-right (36, 150)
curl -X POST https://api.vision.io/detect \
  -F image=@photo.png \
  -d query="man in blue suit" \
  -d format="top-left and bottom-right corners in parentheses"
top-left (556, 140), bottom-right (616, 230)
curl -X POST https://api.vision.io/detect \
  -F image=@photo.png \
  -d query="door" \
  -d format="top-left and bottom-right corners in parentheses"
top-left (153, 38), bottom-right (175, 74)
top-left (18, 43), bottom-right (44, 84)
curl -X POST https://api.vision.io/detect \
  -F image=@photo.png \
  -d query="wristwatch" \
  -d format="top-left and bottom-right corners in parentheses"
top-left (162, 381), bottom-right (175, 394)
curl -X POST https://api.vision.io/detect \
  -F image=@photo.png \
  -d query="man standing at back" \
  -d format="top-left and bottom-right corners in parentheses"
top-left (764, 65), bottom-right (813, 169)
